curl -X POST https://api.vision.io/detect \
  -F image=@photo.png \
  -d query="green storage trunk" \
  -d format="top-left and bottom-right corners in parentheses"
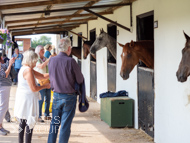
top-left (100, 97), bottom-right (134, 128)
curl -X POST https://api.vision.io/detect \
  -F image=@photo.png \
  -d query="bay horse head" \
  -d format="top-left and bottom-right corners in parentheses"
top-left (176, 31), bottom-right (190, 82)
top-left (83, 40), bottom-right (94, 59)
top-left (118, 41), bottom-right (139, 80)
top-left (90, 28), bottom-right (116, 57)
top-left (118, 40), bottom-right (154, 80)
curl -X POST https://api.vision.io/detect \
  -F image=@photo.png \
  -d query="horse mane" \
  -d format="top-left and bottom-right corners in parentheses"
top-left (84, 40), bottom-right (94, 46)
top-left (133, 40), bottom-right (154, 51)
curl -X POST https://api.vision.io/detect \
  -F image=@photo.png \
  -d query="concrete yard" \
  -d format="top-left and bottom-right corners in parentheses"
top-left (0, 86), bottom-right (153, 143)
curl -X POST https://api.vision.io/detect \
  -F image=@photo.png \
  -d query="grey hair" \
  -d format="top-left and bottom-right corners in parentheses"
top-left (22, 50), bottom-right (38, 67)
top-left (35, 45), bottom-right (44, 56)
top-left (58, 37), bottom-right (71, 52)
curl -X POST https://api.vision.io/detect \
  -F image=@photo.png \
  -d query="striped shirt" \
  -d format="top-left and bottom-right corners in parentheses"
top-left (0, 61), bottom-right (12, 87)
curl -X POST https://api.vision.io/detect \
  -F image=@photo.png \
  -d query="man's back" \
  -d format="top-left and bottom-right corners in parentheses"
top-left (48, 52), bottom-right (83, 94)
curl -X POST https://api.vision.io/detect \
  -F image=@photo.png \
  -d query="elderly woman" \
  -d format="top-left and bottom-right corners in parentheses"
top-left (14, 50), bottom-right (50, 143)
top-left (0, 53), bottom-right (15, 136)
top-left (34, 45), bottom-right (51, 122)
top-left (44, 44), bottom-right (52, 58)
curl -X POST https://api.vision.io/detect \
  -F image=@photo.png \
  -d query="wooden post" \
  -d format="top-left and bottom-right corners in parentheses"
top-left (84, 8), bottom-right (131, 32)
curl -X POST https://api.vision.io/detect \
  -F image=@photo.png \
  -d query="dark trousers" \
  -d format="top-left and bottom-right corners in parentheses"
top-left (19, 119), bottom-right (33, 143)
top-left (13, 68), bottom-right (20, 83)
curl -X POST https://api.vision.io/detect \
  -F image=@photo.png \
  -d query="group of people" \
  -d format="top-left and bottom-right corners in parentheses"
top-left (0, 37), bottom-right (83, 143)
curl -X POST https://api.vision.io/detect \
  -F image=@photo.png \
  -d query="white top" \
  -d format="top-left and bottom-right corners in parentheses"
top-left (34, 58), bottom-right (47, 74)
top-left (14, 66), bottom-right (40, 129)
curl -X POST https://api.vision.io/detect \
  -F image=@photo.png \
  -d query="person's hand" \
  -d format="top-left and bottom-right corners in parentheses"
top-left (9, 58), bottom-right (15, 66)
top-left (50, 55), bottom-right (55, 58)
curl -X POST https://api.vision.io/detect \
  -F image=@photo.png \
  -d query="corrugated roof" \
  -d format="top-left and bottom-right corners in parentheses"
top-left (0, 0), bottom-right (134, 36)
top-left (52, 1), bottom-right (89, 10)
top-left (70, 16), bottom-right (91, 20)
top-left (80, 7), bottom-right (109, 14)
top-left (49, 10), bottom-right (77, 17)
top-left (0, 0), bottom-right (47, 5)
top-left (5, 13), bottom-right (42, 21)
top-left (7, 21), bottom-right (37, 26)
top-left (1, 5), bottom-right (47, 14)
top-left (93, 0), bottom-right (124, 6)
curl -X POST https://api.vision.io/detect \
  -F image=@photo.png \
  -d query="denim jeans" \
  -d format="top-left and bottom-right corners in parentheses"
top-left (38, 86), bottom-right (51, 117)
top-left (48, 92), bottom-right (77, 143)
top-left (13, 68), bottom-right (20, 83)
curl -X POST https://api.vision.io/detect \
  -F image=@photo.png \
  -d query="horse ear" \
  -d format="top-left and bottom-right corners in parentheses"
top-left (118, 42), bottom-right (124, 48)
top-left (100, 28), bottom-right (104, 33)
top-left (130, 40), bottom-right (135, 47)
top-left (184, 31), bottom-right (190, 40)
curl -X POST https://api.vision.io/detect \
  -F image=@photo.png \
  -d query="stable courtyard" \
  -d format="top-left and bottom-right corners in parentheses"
top-left (0, 85), bottom-right (153, 143)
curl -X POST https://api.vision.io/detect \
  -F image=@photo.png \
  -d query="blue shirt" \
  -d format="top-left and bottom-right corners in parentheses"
top-left (12, 53), bottom-right (23, 69)
top-left (44, 51), bottom-right (51, 58)
top-left (48, 52), bottom-right (84, 94)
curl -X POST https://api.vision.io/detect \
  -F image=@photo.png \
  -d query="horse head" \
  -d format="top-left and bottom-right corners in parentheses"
top-left (83, 40), bottom-right (95, 59)
top-left (90, 28), bottom-right (109, 55)
top-left (118, 41), bottom-right (139, 80)
top-left (83, 41), bottom-right (90, 59)
top-left (176, 31), bottom-right (190, 82)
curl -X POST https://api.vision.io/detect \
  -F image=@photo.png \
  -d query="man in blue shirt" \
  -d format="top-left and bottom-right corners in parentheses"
top-left (12, 48), bottom-right (23, 85)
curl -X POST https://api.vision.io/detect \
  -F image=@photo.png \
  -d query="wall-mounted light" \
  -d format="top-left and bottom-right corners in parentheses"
top-left (154, 21), bottom-right (158, 28)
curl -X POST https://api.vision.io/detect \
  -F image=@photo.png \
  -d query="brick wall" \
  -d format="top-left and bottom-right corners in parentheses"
top-left (15, 38), bottom-right (31, 52)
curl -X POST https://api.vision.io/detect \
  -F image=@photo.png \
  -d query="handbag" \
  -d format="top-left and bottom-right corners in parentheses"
top-left (38, 79), bottom-right (50, 86)
top-left (10, 66), bottom-right (17, 79)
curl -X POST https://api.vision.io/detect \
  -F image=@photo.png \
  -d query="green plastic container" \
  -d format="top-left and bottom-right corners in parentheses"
top-left (100, 97), bottom-right (134, 128)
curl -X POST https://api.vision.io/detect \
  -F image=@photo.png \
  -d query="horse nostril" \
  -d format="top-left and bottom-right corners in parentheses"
top-left (120, 72), bottom-right (126, 78)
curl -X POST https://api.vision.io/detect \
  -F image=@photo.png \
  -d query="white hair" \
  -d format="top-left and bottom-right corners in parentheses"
top-left (22, 50), bottom-right (38, 67)
top-left (35, 45), bottom-right (44, 56)
top-left (58, 37), bottom-right (71, 52)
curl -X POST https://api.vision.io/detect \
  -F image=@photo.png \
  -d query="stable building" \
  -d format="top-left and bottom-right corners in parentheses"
top-left (0, 0), bottom-right (190, 142)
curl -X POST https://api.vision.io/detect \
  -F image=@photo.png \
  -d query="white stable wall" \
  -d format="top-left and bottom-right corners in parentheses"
top-left (68, 24), bottom-right (90, 97)
top-left (71, 0), bottom-right (190, 142)
top-left (71, 0), bottom-right (154, 129)
top-left (154, 0), bottom-right (190, 142)
top-left (115, 0), bottom-right (154, 129)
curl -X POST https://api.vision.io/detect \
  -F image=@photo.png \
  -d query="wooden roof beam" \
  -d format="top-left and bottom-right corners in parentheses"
top-left (68, 30), bottom-right (88, 39)
top-left (12, 27), bottom-right (76, 36)
top-left (5, 12), bottom-right (112, 25)
top-left (10, 23), bottom-right (84, 32)
top-left (8, 18), bottom-right (96, 29)
top-left (0, 0), bottom-right (97, 10)
top-left (84, 6), bottom-right (132, 32)
top-left (3, 3), bottom-right (132, 16)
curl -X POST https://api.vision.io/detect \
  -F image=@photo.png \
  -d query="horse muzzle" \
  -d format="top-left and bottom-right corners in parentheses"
top-left (176, 71), bottom-right (187, 82)
top-left (120, 72), bottom-right (129, 80)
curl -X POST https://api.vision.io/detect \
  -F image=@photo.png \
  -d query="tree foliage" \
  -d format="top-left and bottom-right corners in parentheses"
top-left (31, 35), bottom-right (52, 48)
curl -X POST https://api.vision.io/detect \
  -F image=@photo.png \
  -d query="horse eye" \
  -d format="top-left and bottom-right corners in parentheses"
top-left (127, 54), bottom-right (131, 58)
top-left (98, 37), bottom-right (102, 40)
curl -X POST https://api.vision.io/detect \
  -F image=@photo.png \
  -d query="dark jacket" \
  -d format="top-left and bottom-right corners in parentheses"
top-left (75, 79), bottom-right (89, 112)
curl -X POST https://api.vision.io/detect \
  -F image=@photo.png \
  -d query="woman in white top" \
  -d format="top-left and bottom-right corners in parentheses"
top-left (14, 50), bottom-right (50, 143)
top-left (34, 45), bottom-right (52, 122)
